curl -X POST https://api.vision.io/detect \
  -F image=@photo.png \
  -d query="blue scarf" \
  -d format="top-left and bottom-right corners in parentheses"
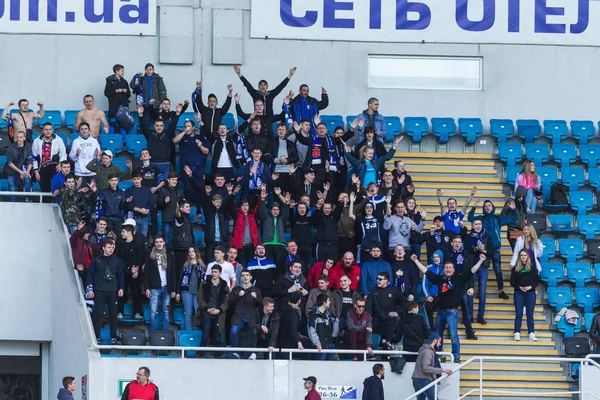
top-left (131, 74), bottom-right (144, 105)
top-left (248, 159), bottom-right (263, 190)
top-left (235, 130), bottom-right (249, 162)
top-left (311, 133), bottom-right (338, 171)
top-left (182, 261), bottom-right (204, 287)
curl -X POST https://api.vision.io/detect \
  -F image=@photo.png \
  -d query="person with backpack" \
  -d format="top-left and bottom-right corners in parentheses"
top-left (513, 160), bottom-right (541, 213)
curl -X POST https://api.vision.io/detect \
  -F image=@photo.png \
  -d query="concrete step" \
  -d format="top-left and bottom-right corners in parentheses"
top-left (471, 322), bottom-right (552, 331)
top-left (461, 364), bottom-right (562, 373)
top-left (458, 340), bottom-right (556, 348)
top-left (461, 373), bottom-right (567, 382)
top-left (415, 191), bottom-right (506, 199)
top-left (394, 152), bottom-right (493, 160)
top-left (417, 183), bottom-right (504, 191)
top-left (460, 391), bottom-right (572, 399)
top-left (466, 313), bottom-right (547, 321)
top-left (385, 159), bottom-right (495, 167)
top-left (407, 176), bottom-right (501, 183)
top-left (444, 347), bottom-right (559, 356)
top-left (452, 331), bottom-right (553, 340)
top-left (461, 381), bottom-right (569, 389)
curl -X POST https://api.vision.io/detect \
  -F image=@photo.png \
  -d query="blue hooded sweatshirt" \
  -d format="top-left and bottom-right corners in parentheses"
top-left (422, 250), bottom-right (445, 298)
top-left (360, 256), bottom-right (393, 295)
top-left (57, 388), bottom-right (73, 400)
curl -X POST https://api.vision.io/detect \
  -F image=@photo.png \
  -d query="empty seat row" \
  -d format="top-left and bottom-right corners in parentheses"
top-left (548, 215), bottom-right (600, 239)
top-left (524, 143), bottom-right (600, 167)
top-left (540, 261), bottom-right (598, 287)
top-left (539, 237), bottom-right (600, 263)
top-left (547, 287), bottom-right (599, 313)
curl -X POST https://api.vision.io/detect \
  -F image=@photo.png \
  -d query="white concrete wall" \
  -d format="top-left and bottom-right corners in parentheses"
top-left (0, 0), bottom-right (598, 125)
top-left (581, 363), bottom-right (600, 400)
top-left (93, 357), bottom-right (460, 400)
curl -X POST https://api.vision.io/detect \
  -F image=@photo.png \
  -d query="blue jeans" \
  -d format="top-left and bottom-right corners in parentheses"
top-left (230, 319), bottom-right (257, 350)
top-left (150, 286), bottom-right (170, 330)
top-left (474, 267), bottom-right (488, 319)
top-left (8, 174), bottom-right (32, 201)
top-left (314, 343), bottom-right (335, 361)
top-left (436, 308), bottom-right (460, 360)
top-left (153, 162), bottom-right (172, 182)
top-left (412, 378), bottom-right (436, 400)
top-left (461, 289), bottom-right (473, 327)
top-left (163, 222), bottom-right (173, 249)
top-left (525, 188), bottom-right (537, 213)
top-left (514, 290), bottom-right (536, 334)
top-left (109, 117), bottom-right (128, 142)
top-left (181, 292), bottom-right (198, 331)
top-left (491, 249), bottom-right (503, 291)
top-left (134, 215), bottom-right (149, 237)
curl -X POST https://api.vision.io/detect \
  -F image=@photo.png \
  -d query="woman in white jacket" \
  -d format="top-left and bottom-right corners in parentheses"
top-left (510, 224), bottom-right (543, 272)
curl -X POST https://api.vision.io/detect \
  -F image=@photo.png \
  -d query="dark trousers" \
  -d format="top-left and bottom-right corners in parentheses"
top-left (92, 290), bottom-right (118, 339)
top-left (338, 237), bottom-right (355, 260)
top-left (316, 243), bottom-right (338, 262)
top-left (424, 296), bottom-right (439, 331)
top-left (273, 173), bottom-right (294, 195)
top-left (39, 164), bottom-right (57, 203)
top-left (298, 245), bottom-right (312, 273)
top-left (201, 314), bottom-right (221, 347)
top-left (266, 244), bottom-right (288, 273)
top-left (373, 317), bottom-right (397, 342)
top-left (238, 244), bottom-right (255, 267)
top-left (173, 249), bottom-right (189, 286)
top-left (105, 217), bottom-right (122, 236)
top-left (119, 274), bottom-right (142, 315)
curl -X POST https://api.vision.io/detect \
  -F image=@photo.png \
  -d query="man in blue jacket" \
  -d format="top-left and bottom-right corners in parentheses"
top-left (355, 98), bottom-right (387, 142)
top-left (288, 85), bottom-right (329, 134)
top-left (468, 199), bottom-right (516, 300)
top-left (360, 245), bottom-right (393, 296)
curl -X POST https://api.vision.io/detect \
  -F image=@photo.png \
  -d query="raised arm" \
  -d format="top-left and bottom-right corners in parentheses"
top-left (1, 102), bottom-right (13, 121)
top-left (461, 186), bottom-right (477, 214)
top-left (348, 192), bottom-right (357, 220)
top-left (410, 254), bottom-right (428, 275)
top-left (470, 253), bottom-right (487, 274)
top-left (436, 188), bottom-right (445, 215)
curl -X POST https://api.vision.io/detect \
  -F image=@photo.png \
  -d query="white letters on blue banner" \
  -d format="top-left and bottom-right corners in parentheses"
top-left (0, 0), bottom-right (156, 35)
top-left (251, 0), bottom-right (597, 46)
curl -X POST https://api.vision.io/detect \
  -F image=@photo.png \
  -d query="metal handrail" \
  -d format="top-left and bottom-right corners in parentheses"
top-left (402, 355), bottom-right (600, 400)
top-left (0, 190), bottom-right (54, 202)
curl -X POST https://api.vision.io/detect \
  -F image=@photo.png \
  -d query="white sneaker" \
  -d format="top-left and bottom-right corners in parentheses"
top-left (134, 313), bottom-right (143, 319)
top-left (529, 332), bottom-right (538, 342)
top-left (117, 313), bottom-right (123, 319)
top-left (232, 353), bottom-right (240, 359)
top-left (514, 332), bottom-right (520, 341)
top-left (249, 353), bottom-right (257, 360)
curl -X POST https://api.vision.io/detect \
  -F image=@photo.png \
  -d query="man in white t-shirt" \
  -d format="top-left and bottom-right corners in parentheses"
top-left (69, 122), bottom-right (100, 184)
top-left (208, 245), bottom-right (237, 288)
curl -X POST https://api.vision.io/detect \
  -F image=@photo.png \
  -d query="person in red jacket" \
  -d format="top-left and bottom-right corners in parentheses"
top-left (70, 222), bottom-right (104, 288)
top-left (329, 252), bottom-right (360, 290)
top-left (230, 193), bottom-right (261, 266)
top-left (120, 367), bottom-right (159, 400)
top-left (303, 376), bottom-right (322, 400)
top-left (307, 258), bottom-right (335, 289)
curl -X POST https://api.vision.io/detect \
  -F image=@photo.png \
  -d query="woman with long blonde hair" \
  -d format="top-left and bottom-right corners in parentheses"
top-left (510, 250), bottom-right (540, 342)
top-left (514, 160), bottom-right (542, 213)
top-left (176, 246), bottom-right (206, 330)
top-left (510, 224), bottom-right (543, 272)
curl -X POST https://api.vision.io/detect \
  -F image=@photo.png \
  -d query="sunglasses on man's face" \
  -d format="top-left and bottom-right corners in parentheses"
top-left (377, 277), bottom-right (385, 281)
top-left (356, 305), bottom-right (365, 308)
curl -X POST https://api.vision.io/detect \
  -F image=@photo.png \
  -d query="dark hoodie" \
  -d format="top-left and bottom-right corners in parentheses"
top-left (465, 223), bottom-right (489, 269)
top-left (391, 257), bottom-right (418, 297)
top-left (468, 202), bottom-right (516, 251)
top-left (393, 312), bottom-right (429, 352)
top-left (502, 186), bottom-right (527, 231)
top-left (57, 388), bottom-right (73, 400)
top-left (422, 250), bottom-right (445, 298)
top-left (362, 375), bottom-right (384, 400)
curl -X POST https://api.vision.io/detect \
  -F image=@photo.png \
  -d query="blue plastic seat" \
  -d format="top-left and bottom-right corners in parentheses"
top-left (505, 166), bottom-right (521, 186)
top-left (547, 287), bottom-right (573, 311)
top-left (221, 113), bottom-right (236, 131)
top-left (516, 119), bottom-right (542, 143)
top-left (567, 263), bottom-right (593, 288)
top-left (178, 330), bottom-right (203, 357)
top-left (558, 238), bottom-right (584, 262)
top-left (193, 230), bottom-right (204, 247)
top-left (37, 110), bottom-right (63, 129)
top-left (571, 120), bottom-right (595, 144)
top-left (64, 110), bottom-right (79, 131)
top-left (458, 118), bottom-right (483, 145)
top-left (561, 167), bottom-right (586, 192)
top-left (404, 117), bottom-right (429, 143)
top-left (589, 168), bottom-right (600, 190)
top-left (100, 134), bottom-right (124, 155)
top-left (99, 328), bottom-right (112, 345)
top-left (569, 191), bottom-right (594, 215)
top-left (320, 115), bottom-right (345, 132)
top-left (111, 158), bottom-right (128, 173)
top-left (120, 181), bottom-right (133, 190)
top-left (537, 165), bottom-right (559, 202)
top-left (489, 119), bottom-right (514, 142)
top-left (539, 238), bottom-right (556, 262)
top-left (127, 135), bottom-right (147, 158)
top-left (372, 334), bottom-right (381, 350)
top-left (431, 118), bottom-right (456, 144)
top-left (525, 143), bottom-right (550, 166)
top-left (576, 288), bottom-right (600, 313)
top-left (173, 306), bottom-right (185, 329)
top-left (579, 144), bottom-right (600, 167)
top-left (556, 315), bottom-right (582, 338)
top-left (70, 132), bottom-right (80, 143)
top-left (553, 143), bottom-right (577, 166)
top-left (0, 109), bottom-right (5, 129)
top-left (548, 214), bottom-right (575, 233)
top-left (540, 262), bottom-right (564, 287)
top-left (498, 142), bottom-right (522, 166)
top-left (543, 120), bottom-right (569, 144)
top-left (383, 116), bottom-right (402, 141)
top-left (585, 313), bottom-right (597, 332)
top-left (578, 215), bottom-right (600, 240)
top-left (177, 112), bottom-right (196, 131)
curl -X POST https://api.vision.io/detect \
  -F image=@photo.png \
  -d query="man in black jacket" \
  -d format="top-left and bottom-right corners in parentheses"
top-left (233, 65), bottom-right (296, 116)
top-left (116, 224), bottom-right (146, 319)
top-left (390, 246), bottom-right (419, 302)
top-left (143, 235), bottom-right (176, 331)
top-left (203, 185), bottom-right (234, 262)
top-left (104, 64), bottom-right (131, 141)
top-left (273, 261), bottom-right (310, 312)
top-left (96, 174), bottom-right (125, 234)
top-left (86, 238), bottom-right (124, 343)
top-left (312, 200), bottom-right (344, 262)
top-left (206, 124), bottom-right (240, 183)
top-left (196, 264), bottom-right (230, 350)
top-left (420, 216), bottom-right (454, 262)
top-left (362, 363), bottom-right (385, 400)
top-left (157, 172), bottom-right (184, 249)
top-left (5, 130), bottom-right (33, 198)
top-left (366, 271), bottom-right (405, 345)
top-left (256, 297), bottom-right (280, 357)
top-left (230, 269), bottom-right (263, 358)
top-left (272, 123), bottom-right (299, 194)
top-left (235, 96), bottom-right (284, 137)
top-left (193, 81), bottom-right (233, 136)
top-left (393, 301), bottom-right (429, 362)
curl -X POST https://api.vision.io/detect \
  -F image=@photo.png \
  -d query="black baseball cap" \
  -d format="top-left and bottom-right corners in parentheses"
top-left (433, 215), bottom-right (443, 222)
top-left (303, 376), bottom-right (317, 385)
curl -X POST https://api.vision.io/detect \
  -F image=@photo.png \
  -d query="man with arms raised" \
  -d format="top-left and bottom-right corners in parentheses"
top-left (2, 99), bottom-right (44, 142)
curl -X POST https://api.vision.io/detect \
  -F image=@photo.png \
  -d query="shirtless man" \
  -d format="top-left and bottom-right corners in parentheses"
top-left (74, 95), bottom-right (109, 137)
top-left (1, 99), bottom-right (44, 141)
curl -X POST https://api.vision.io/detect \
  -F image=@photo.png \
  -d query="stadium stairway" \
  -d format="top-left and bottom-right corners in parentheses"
top-left (387, 153), bottom-right (569, 400)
